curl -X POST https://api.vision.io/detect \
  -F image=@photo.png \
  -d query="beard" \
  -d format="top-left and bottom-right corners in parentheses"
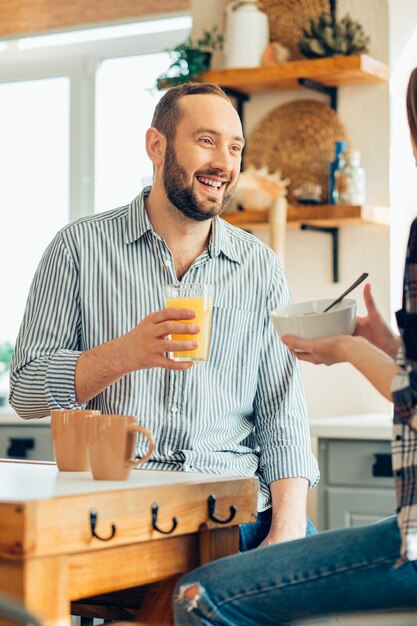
top-left (162, 143), bottom-right (235, 222)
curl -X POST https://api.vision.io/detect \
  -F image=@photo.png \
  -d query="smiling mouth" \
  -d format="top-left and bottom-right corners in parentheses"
top-left (196, 175), bottom-right (227, 193)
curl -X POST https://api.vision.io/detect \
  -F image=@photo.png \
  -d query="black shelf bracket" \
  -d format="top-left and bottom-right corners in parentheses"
top-left (298, 78), bottom-right (338, 110)
top-left (224, 87), bottom-right (250, 122)
top-left (300, 224), bottom-right (340, 283)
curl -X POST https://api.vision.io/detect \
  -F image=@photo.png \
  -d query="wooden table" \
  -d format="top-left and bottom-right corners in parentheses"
top-left (0, 460), bottom-right (257, 626)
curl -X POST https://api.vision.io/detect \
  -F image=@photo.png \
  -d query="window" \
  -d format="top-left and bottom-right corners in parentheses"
top-left (0, 15), bottom-right (191, 353)
top-left (0, 77), bottom-right (70, 343)
top-left (95, 52), bottom-right (170, 213)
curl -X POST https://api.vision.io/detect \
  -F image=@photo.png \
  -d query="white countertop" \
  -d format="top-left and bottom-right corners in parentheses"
top-left (309, 413), bottom-right (393, 441)
top-left (0, 461), bottom-right (249, 502)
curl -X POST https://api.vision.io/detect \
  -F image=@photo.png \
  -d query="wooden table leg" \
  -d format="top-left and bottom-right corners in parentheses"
top-left (134, 526), bottom-right (240, 626)
top-left (0, 557), bottom-right (71, 626)
top-left (134, 575), bottom-right (181, 626)
top-left (199, 525), bottom-right (239, 565)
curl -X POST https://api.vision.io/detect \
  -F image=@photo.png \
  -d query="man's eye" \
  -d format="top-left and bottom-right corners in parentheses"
top-left (231, 145), bottom-right (243, 153)
top-left (200, 137), bottom-right (213, 145)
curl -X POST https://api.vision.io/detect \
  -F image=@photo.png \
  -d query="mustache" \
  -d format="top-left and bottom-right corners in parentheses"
top-left (195, 169), bottom-right (232, 182)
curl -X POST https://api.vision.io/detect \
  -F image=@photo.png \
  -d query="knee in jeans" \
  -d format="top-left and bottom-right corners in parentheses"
top-left (176, 581), bottom-right (205, 611)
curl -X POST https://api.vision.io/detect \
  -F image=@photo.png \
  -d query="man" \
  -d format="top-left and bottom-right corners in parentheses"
top-left (10, 83), bottom-right (319, 548)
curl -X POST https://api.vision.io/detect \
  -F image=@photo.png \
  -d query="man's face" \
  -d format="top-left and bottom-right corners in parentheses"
top-left (162, 94), bottom-right (244, 222)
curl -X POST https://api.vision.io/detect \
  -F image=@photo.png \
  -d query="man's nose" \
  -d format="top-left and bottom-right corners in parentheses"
top-left (210, 145), bottom-right (234, 174)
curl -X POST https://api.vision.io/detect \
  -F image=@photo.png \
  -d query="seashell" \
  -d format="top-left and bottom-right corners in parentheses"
top-left (234, 166), bottom-right (290, 211)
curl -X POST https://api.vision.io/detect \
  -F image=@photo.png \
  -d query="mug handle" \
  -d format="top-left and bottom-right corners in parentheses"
top-left (126, 425), bottom-right (154, 468)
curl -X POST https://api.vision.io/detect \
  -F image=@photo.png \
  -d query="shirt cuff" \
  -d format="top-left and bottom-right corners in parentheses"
top-left (260, 445), bottom-right (320, 488)
top-left (45, 350), bottom-right (87, 409)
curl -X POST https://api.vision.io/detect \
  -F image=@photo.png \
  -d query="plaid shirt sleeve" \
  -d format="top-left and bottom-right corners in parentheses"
top-left (391, 217), bottom-right (417, 561)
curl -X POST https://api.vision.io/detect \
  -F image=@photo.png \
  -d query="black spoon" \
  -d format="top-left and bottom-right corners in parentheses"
top-left (322, 272), bottom-right (369, 313)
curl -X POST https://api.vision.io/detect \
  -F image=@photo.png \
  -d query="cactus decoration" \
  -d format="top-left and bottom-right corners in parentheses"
top-left (298, 12), bottom-right (370, 58)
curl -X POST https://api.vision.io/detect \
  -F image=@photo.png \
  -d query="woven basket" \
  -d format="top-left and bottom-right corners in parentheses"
top-left (261, 0), bottom-right (330, 60)
top-left (244, 99), bottom-right (347, 204)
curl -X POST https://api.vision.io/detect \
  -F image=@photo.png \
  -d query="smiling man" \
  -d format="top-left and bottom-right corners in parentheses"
top-left (10, 83), bottom-right (319, 549)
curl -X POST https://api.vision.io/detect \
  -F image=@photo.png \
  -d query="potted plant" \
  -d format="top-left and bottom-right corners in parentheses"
top-left (0, 341), bottom-right (13, 406)
top-left (156, 25), bottom-right (223, 90)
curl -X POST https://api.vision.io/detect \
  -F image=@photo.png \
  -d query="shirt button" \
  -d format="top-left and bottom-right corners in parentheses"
top-left (165, 259), bottom-right (172, 267)
top-left (167, 449), bottom-right (174, 456)
top-left (171, 405), bottom-right (178, 413)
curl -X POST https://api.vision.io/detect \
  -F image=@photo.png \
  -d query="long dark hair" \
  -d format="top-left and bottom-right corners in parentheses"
top-left (407, 68), bottom-right (417, 146)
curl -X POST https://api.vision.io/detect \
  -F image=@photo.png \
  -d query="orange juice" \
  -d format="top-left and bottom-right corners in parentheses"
top-left (165, 295), bottom-right (213, 361)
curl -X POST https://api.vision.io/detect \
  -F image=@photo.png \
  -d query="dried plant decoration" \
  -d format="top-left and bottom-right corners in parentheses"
top-left (298, 12), bottom-right (370, 58)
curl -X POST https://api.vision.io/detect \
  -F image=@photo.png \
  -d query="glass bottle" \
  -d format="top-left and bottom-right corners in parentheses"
top-left (329, 140), bottom-right (348, 204)
top-left (344, 150), bottom-right (366, 205)
top-left (333, 152), bottom-right (348, 204)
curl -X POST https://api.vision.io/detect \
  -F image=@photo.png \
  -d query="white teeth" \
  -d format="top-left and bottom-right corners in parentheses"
top-left (197, 176), bottom-right (223, 189)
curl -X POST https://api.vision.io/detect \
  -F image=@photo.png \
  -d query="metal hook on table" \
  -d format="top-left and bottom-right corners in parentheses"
top-left (89, 508), bottom-right (117, 541)
top-left (208, 494), bottom-right (237, 524)
top-left (151, 503), bottom-right (178, 534)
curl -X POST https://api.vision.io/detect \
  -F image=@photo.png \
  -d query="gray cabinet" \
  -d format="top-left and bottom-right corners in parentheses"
top-left (0, 423), bottom-right (53, 461)
top-left (317, 437), bottom-right (396, 530)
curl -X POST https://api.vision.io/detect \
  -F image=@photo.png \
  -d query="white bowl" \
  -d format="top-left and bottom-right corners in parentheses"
top-left (270, 298), bottom-right (357, 340)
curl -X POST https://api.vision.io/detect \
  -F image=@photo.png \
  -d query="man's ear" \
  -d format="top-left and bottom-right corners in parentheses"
top-left (146, 127), bottom-right (166, 167)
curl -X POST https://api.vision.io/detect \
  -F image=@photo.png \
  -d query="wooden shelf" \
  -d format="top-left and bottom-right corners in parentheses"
top-left (200, 54), bottom-right (388, 94)
top-left (222, 204), bottom-right (389, 229)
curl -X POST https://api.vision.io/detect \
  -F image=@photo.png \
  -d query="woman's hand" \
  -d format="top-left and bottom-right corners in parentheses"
top-left (354, 284), bottom-right (400, 358)
top-left (280, 334), bottom-right (356, 366)
top-left (281, 331), bottom-right (399, 401)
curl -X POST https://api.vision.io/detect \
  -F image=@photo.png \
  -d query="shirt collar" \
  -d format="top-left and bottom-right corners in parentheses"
top-left (210, 216), bottom-right (241, 264)
top-left (125, 187), bottom-right (153, 244)
top-left (125, 188), bottom-right (241, 265)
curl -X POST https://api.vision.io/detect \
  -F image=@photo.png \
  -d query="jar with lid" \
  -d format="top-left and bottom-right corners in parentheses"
top-left (334, 150), bottom-right (366, 205)
top-left (224, 1), bottom-right (269, 69)
top-left (345, 150), bottom-right (366, 205)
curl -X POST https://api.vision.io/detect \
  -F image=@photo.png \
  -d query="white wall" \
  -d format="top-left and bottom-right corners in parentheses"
top-left (388, 0), bottom-right (417, 314)
top-left (192, 0), bottom-right (393, 418)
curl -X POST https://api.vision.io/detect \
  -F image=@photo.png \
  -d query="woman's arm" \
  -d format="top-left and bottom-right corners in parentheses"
top-left (354, 283), bottom-right (401, 359)
top-left (281, 334), bottom-right (400, 401)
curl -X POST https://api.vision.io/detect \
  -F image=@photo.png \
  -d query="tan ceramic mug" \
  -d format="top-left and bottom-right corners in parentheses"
top-left (51, 409), bottom-right (100, 471)
top-left (88, 414), bottom-right (154, 480)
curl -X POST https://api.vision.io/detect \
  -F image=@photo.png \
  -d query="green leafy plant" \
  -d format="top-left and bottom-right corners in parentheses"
top-left (298, 12), bottom-right (370, 58)
top-left (156, 26), bottom-right (223, 90)
top-left (0, 342), bottom-right (13, 376)
top-left (0, 341), bottom-right (13, 404)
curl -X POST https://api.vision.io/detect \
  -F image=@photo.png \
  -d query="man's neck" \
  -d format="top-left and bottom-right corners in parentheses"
top-left (144, 185), bottom-right (213, 280)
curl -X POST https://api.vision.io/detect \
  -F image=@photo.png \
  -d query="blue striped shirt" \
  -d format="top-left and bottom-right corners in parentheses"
top-left (10, 188), bottom-right (319, 509)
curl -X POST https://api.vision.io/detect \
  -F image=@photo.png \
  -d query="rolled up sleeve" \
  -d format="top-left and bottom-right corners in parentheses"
top-left (9, 232), bottom-right (86, 418)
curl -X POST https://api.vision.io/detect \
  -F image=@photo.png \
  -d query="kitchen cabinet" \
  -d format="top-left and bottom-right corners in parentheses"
top-left (0, 408), bottom-right (52, 461)
top-left (310, 414), bottom-right (396, 531)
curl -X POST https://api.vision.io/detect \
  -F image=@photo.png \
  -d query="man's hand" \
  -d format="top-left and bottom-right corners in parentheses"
top-left (259, 518), bottom-right (307, 547)
top-left (354, 283), bottom-right (400, 359)
top-left (259, 478), bottom-right (309, 548)
top-left (75, 307), bottom-right (199, 404)
top-left (121, 308), bottom-right (199, 371)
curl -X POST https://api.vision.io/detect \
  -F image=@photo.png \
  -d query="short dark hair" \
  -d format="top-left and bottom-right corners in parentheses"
top-left (407, 68), bottom-right (417, 148)
top-left (151, 82), bottom-right (232, 142)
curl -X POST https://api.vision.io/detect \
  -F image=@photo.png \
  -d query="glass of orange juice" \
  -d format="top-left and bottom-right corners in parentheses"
top-left (163, 283), bottom-right (213, 362)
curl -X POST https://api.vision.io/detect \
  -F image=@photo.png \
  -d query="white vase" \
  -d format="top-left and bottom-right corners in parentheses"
top-left (224, 1), bottom-right (269, 69)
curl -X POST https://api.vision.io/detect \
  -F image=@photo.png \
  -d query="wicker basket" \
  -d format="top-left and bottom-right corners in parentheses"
top-left (244, 99), bottom-right (347, 204)
top-left (261, 0), bottom-right (330, 60)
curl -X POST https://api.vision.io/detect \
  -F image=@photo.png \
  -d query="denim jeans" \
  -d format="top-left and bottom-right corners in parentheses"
top-left (174, 516), bottom-right (417, 626)
top-left (239, 508), bottom-right (318, 551)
